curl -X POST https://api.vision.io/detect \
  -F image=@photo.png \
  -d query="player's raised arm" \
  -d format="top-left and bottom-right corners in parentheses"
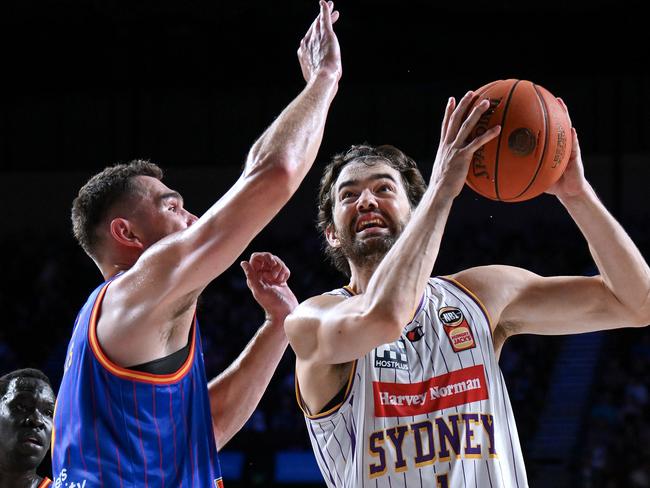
top-left (285, 92), bottom-right (502, 367)
top-left (94, 2), bottom-right (341, 365)
top-left (123, 0), bottom-right (340, 299)
top-left (452, 111), bottom-right (650, 351)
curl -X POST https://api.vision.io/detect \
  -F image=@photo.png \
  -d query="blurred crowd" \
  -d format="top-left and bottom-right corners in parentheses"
top-left (577, 329), bottom-right (650, 488)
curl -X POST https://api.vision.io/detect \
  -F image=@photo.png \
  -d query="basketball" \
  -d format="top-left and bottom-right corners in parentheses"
top-left (465, 79), bottom-right (572, 202)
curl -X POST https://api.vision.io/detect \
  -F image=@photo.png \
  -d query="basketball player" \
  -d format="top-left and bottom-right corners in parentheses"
top-left (0, 369), bottom-right (55, 488)
top-left (284, 92), bottom-right (650, 486)
top-left (51, 2), bottom-right (341, 486)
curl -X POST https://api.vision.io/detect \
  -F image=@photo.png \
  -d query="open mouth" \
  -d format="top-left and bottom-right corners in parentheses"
top-left (355, 215), bottom-right (388, 233)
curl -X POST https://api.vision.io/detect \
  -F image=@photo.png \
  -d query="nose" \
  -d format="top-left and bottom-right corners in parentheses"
top-left (186, 211), bottom-right (199, 227)
top-left (24, 410), bottom-right (45, 429)
top-left (356, 188), bottom-right (378, 211)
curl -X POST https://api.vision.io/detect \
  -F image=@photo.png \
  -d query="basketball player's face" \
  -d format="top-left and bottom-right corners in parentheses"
top-left (328, 160), bottom-right (411, 266)
top-left (130, 176), bottom-right (198, 249)
top-left (0, 378), bottom-right (55, 471)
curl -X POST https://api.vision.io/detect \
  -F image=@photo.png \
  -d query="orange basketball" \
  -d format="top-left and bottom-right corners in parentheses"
top-left (465, 79), bottom-right (572, 202)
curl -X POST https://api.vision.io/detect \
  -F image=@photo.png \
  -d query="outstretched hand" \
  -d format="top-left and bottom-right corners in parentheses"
top-left (545, 98), bottom-right (587, 199)
top-left (241, 252), bottom-right (299, 324)
top-left (430, 91), bottom-right (502, 200)
top-left (298, 1), bottom-right (342, 83)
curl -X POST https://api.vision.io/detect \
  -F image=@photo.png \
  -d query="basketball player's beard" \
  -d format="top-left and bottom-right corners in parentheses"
top-left (338, 217), bottom-right (407, 271)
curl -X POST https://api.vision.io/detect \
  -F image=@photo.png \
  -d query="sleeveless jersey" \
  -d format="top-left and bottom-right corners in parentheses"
top-left (52, 279), bottom-right (224, 488)
top-left (298, 277), bottom-right (528, 488)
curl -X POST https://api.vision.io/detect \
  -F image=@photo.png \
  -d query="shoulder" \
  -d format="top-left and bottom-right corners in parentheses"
top-left (285, 293), bottom-right (347, 331)
top-left (445, 265), bottom-right (539, 331)
top-left (284, 292), bottom-right (347, 359)
top-left (449, 264), bottom-right (538, 293)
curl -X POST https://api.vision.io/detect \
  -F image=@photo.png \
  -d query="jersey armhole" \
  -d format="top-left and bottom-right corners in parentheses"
top-left (438, 276), bottom-right (495, 340)
top-left (87, 280), bottom-right (196, 385)
top-left (295, 360), bottom-right (358, 420)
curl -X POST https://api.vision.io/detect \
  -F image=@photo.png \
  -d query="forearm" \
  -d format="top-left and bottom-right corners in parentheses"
top-left (364, 188), bottom-right (454, 325)
top-left (208, 318), bottom-right (289, 449)
top-left (559, 184), bottom-right (650, 311)
top-left (244, 73), bottom-right (339, 187)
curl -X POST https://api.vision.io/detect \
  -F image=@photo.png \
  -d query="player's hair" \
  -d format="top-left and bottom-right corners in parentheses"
top-left (317, 144), bottom-right (427, 276)
top-left (0, 368), bottom-right (52, 398)
top-left (71, 159), bottom-right (163, 258)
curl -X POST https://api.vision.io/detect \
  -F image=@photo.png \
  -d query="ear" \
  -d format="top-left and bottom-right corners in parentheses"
top-left (325, 224), bottom-right (341, 248)
top-left (109, 218), bottom-right (143, 250)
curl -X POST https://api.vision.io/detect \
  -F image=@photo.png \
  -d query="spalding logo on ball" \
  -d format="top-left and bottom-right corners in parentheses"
top-left (466, 79), bottom-right (572, 202)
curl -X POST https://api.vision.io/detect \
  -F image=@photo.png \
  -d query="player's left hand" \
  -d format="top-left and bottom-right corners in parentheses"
top-left (241, 252), bottom-right (299, 324)
top-left (545, 98), bottom-right (588, 199)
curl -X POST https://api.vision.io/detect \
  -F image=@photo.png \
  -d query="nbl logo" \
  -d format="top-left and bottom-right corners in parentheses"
top-left (438, 306), bottom-right (476, 353)
top-left (374, 340), bottom-right (408, 371)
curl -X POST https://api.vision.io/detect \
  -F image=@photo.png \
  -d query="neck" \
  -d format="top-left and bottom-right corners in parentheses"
top-left (99, 258), bottom-right (136, 281)
top-left (347, 260), bottom-right (381, 294)
top-left (0, 470), bottom-right (42, 488)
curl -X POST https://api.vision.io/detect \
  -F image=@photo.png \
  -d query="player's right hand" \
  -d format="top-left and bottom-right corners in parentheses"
top-left (430, 91), bottom-right (501, 200)
top-left (298, 1), bottom-right (342, 84)
top-left (241, 252), bottom-right (299, 326)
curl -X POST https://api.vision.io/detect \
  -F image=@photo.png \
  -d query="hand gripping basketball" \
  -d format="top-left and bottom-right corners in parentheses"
top-left (430, 91), bottom-right (502, 201)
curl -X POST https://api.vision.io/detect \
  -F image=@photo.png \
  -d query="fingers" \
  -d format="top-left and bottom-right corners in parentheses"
top-left (557, 97), bottom-right (573, 128)
top-left (247, 252), bottom-right (290, 284)
top-left (440, 97), bottom-right (456, 143)
top-left (570, 127), bottom-right (580, 160)
top-left (464, 125), bottom-right (501, 153)
top-left (320, 1), bottom-right (338, 30)
top-left (453, 98), bottom-right (492, 147)
top-left (319, 1), bottom-right (329, 32)
top-left (302, 11), bottom-right (319, 46)
top-left (273, 255), bottom-right (291, 282)
top-left (445, 91), bottom-right (477, 145)
top-left (240, 260), bottom-right (257, 289)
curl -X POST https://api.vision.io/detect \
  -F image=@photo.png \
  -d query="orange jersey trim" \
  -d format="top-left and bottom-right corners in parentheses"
top-left (88, 281), bottom-right (196, 384)
top-left (50, 398), bottom-right (56, 459)
top-left (296, 360), bottom-right (358, 420)
top-left (38, 478), bottom-right (52, 488)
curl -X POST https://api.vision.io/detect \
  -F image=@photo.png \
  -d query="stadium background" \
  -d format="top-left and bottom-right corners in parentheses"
top-left (1, 0), bottom-right (648, 486)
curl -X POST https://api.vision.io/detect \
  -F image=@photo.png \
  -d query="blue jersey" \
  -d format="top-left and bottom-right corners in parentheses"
top-left (52, 280), bottom-right (223, 488)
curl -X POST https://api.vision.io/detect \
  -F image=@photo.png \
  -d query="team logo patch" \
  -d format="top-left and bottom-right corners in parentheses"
top-left (438, 306), bottom-right (476, 353)
top-left (405, 325), bottom-right (424, 343)
top-left (374, 340), bottom-right (408, 371)
top-left (372, 365), bottom-right (489, 417)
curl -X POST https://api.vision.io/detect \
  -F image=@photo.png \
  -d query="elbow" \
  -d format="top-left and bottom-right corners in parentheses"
top-left (245, 152), bottom-right (302, 194)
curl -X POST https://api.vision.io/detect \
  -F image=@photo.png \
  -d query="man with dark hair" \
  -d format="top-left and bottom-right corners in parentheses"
top-left (316, 144), bottom-right (428, 276)
top-left (0, 368), bottom-right (55, 488)
top-left (52, 2), bottom-right (341, 486)
top-left (285, 93), bottom-right (650, 486)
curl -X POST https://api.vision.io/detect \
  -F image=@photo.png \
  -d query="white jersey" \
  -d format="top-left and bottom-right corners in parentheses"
top-left (298, 277), bottom-right (528, 487)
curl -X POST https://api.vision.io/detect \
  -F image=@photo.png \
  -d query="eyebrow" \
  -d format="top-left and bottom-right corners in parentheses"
top-left (337, 173), bottom-right (398, 193)
top-left (158, 191), bottom-right (184, 206)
